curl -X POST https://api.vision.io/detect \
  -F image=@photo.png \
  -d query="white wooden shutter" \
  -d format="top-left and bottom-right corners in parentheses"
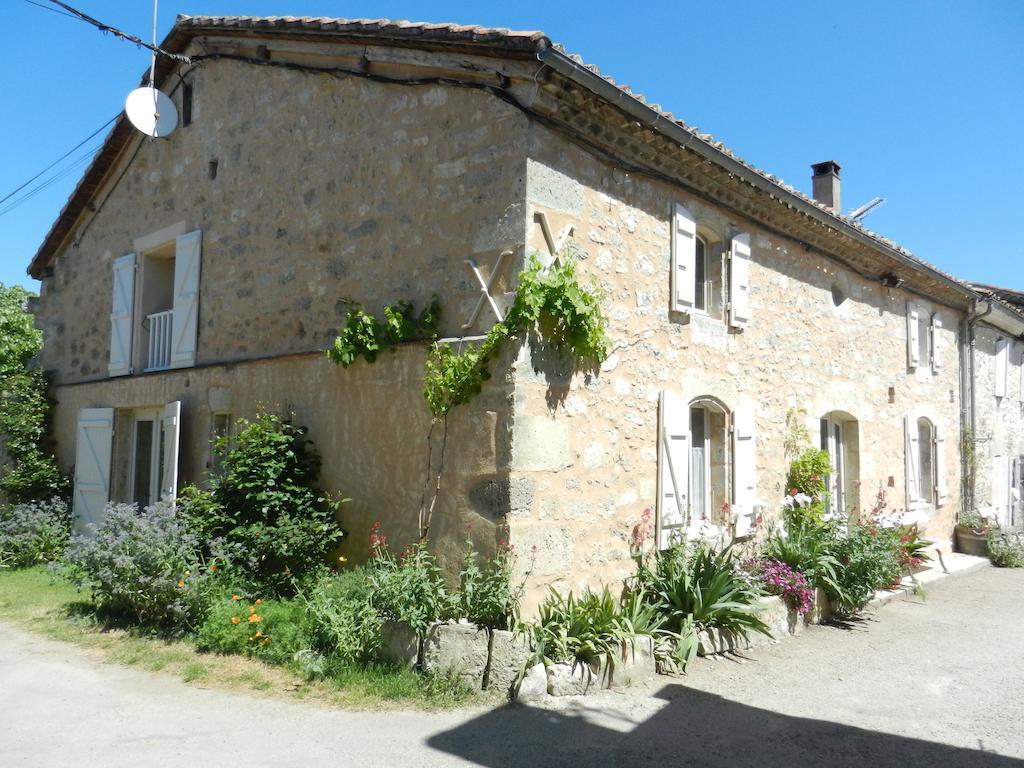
top-left (657, 390), bottom-right (690, 549)
top-left (72, 407), bottom-right (114, 531)
top-left (108, 253), bottom-right (136, 377)
top-left (670, 203), bottom-right (696, 313)
top-left (995, 337), bottom-right (1008, 398)
top-left (907, 305), bottom-right (920, 370)
top-left (904, 415), bottom-right (921, 504)
top-left (930, 315), bottom-right (942, 373)
top-left (160, 401), bottom-right (182, 503)
top-left (728, 233), bottom-right (751, 328)
top-left (934, 422), bottom-right (948, 506)
top-left (732, 403), bottom-right (757, 537)
top-left (170, 230), bottom-right (202, 368)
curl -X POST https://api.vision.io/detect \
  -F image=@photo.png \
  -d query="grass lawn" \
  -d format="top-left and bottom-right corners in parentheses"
top-left (0, 566), bottom-right (479, 710)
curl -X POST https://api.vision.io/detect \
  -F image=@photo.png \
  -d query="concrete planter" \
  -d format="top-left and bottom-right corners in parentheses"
top-left (422, 621), bottom-right (490, 689)
top-left (593, 636), bottom-right (656, 688)
top-left (487, 628), bottom-right (532, 696)
top-left (547, 661), bottom-right (597, 696)
top-left (378, 621), bottom-right (421, 668)
top-left (700, 589), bottom-right (832, 657)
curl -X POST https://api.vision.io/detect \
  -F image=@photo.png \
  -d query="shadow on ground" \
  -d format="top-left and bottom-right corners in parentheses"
top-left (427, 683), bottom-right (1020, 768)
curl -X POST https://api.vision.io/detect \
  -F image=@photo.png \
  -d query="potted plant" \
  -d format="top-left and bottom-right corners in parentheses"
top-left (954, 510), bottom-right (995, 557)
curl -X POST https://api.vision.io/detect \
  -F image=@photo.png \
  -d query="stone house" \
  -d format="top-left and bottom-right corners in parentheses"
top-left (27, 16), bottom-right (987, 603)
top-left (966, 285), bottom-right (1024, 527)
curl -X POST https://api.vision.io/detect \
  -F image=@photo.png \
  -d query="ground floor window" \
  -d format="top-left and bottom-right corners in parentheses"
top-left (917, 417), bottom-right (935, 505)
top-left (689, 399), bottom-right (730, 528)
top-left (129, 409), bottom-right (165, 508)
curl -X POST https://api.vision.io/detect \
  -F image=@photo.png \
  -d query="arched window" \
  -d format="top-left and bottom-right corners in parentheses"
top-left (690, 397), bottom-right (731, 527)
top-left (819, 411), bottom-right (860, 518)
top-left (917, 417), bottom-right (935, 504)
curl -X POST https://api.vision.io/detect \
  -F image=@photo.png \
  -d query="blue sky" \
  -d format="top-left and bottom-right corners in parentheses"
top-left (2, 1), bottom-right (1022, 292)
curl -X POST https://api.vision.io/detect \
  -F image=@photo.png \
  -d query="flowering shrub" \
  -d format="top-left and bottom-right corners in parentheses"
top-left (195, 594), bottom-right (308, 665)
top-left (367, 539), bottom-right (450, 637)
top-left (0, 497), bottom-right (70, 568)
top-left (749, 559), bottom-right (815, 615)
top-left (300, 569), bottom-right (384, 665)
top-left (61, 502), bottom-right (233, 629)
top-left (452, 538), bottom-right (524, 630)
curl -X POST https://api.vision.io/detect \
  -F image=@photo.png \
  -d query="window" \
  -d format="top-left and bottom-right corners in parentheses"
top-left (669, 203), bottom-right (750, 328)
top-left (108, 228), bottom-right (202, 377)
top-left (819, 412), bottom-right (860, 519)
top-left (905, 413), bottom-right (945, 510)
top-left (689, 401), bottom-right (730, 528)
top-left (917, 418), bottom-right (934, 505)
top-left (126, 404), bottom-right (181, 508)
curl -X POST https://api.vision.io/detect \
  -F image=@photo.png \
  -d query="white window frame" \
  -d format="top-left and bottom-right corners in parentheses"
top-left (127, 408), bottom-right (164, 509)
top-left (820, 414), bottom-right (847, 517)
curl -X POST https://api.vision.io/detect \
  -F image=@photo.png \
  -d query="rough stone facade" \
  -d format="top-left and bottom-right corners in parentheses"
top-left (970, 322), bottom-right (1024, 525)
top-left (31, 23), bottom-right (979, 605)
top-left (508, 132), bottom-right (964, 605)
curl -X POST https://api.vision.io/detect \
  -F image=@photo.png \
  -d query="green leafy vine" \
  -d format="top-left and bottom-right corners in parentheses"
top-left (423, 255), bottom-right (610, 418)
top-left (327, 297), bottom-right (440, 368)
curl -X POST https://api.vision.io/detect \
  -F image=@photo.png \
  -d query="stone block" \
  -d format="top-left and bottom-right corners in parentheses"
top-left (595, 636), bottom-right (655, 688)
top-left (486, 629), bottom-right (532, 696)
top-left (514, 663), bottom-right (549, 704)
top-left (422, 621), bottom-right (489, 690)
top-left (546, 661), bottom-right (596, 696)
top-left (511, 415), bottom-right (571, 472)
top-left (378, 621), bottom-right (420, 668)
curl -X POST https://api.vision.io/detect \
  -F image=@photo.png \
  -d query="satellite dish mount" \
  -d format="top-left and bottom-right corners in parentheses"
top-left (124, 0), bottom-right (177, 138)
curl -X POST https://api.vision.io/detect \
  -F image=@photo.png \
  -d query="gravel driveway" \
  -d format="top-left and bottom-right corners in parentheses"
top-left (2, 565), bottom-right (1022, 767)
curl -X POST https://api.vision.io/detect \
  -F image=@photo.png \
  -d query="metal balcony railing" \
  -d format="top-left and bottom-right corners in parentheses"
top-left (145, 309), bottom-right (173, 371)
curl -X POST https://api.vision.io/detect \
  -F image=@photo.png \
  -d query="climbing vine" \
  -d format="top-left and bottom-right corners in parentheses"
top-left (327, 297), bottom-right (440, 367)
top-left (423, 255), bottom-right (610, 418)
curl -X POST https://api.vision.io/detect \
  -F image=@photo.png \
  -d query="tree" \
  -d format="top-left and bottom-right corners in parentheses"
top-left (0, 284), bottom-right (67, 503)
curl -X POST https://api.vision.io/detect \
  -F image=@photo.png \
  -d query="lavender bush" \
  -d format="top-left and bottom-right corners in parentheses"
top-left (0, 498), bottom-right (70, 568)
top-left (62, 502), bottom-right (237, 629)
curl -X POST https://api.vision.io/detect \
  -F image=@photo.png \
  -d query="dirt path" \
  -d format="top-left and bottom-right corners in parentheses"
top-left (2, 566), bottom-right (1022, 767)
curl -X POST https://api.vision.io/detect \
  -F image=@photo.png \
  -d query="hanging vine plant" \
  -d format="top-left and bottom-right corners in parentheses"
top-left (327, 297), bottom-right (440, 367)
top-left (423, 255), bottom-right (610, 418)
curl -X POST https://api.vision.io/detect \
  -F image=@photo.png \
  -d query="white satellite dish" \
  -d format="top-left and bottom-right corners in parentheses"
top-left (125, 86), bottom-right (178, 138)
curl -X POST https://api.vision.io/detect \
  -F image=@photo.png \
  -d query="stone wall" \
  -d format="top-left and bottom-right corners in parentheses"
top-left (507, 126), bottom-right (965, 607)
top-left (971, 323), bottom-right (1024, 521)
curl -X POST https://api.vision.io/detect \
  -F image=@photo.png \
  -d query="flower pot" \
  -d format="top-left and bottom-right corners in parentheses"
top-left (954, 525), bottom-right (990, 557)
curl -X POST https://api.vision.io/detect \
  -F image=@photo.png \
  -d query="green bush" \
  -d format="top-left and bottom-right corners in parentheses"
top-left (987, 534), bottom-right (1024, 568)
top-left (61, 502), bottom-right (229, 629)
top-left (300, 569), bottom-right (383, 665)
top-left (0, 284), bottom-right (68, 503)
top-left (0, 498), bottom-right (70, 568)
top-left (784, 449), bottom-right (833, 524)
top-left (453, 539), bottom-right (522, 630)
top-left (637, 541), bottom-right (770, 639)
top-left (367, 541), bottom-right (450, 637)
top-left (195, 593), bottom-right (308, 665)
top-left (827, 526), bottom-right (903, 614)
top-left (201, 411), bottom-right (347, 594)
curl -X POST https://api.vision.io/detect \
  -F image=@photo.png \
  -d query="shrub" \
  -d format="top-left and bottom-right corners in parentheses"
top-left (367, 539), bottom-right (450, 637)
top-left (987, 534), bottom-right (1024, 568)
top-left (61, 502), bottom-right (231, 629)
top-left (784, 449), bottom-right (833, 524)
top-left (747, 558), bottom-right (815, 615)
top-left (762, 518), bottom-right (845, 599)
top-left (204, 411), bottom-right (347, 594)
top-left (530, 587), bottom-right (635, 667)
top-left (0, 498), bottom-right (70, 568)
top-left (452, 538), bottom-right (523, 630)
top-left (195, 594), bottom-right (308, 665)
top-left (300, 569), bottom-right (383, 665)
top-left (826, 525), bottom-right (903, 614)
top-left (637, 541), bottom-right (770, 638)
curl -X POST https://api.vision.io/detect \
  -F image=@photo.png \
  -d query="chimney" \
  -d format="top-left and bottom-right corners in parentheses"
top-left (811, 160), bottom-right (841, 213)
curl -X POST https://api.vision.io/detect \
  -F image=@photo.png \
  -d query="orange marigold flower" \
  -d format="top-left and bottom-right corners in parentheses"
top-left (254, 631), bottom-right (264, 638)
top-left (254, 599), bottom-right (262, 605)
top-left (231, 594), bottom-right (241, 602)
top-left (249, 605), bottom-right (257, 614)
top-left (177, 580), bottom-right (185, 588)
top-left (249, 614), bottom-right (263, 623)
top-left (231, 616), bottom-right (241, 624)
top-left (209, 564), bottom-right (218, 572)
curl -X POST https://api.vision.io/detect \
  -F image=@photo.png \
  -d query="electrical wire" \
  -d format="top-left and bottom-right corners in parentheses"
top-left (43, 0), bottom-right (190, 62)
top-left (21, 0), bottom-right (77, 20)
top-left (0, 115), bottom-right (117, 207)
top-left (0, 142), bottom-right (103, 219)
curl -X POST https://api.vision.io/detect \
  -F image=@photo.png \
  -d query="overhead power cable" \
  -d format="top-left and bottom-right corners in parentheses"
top-left (0, 142), bottom-right (103, 219)
top-left (0, 115), bottom-right (117, 208)
top-left (42, 0), bottom-right (190, 63)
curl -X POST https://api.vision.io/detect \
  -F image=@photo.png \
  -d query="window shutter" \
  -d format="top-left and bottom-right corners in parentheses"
top-left (934, 422), bottom-right (948, 506)
top-left (904, 415), bottom-right (920, 504)
top-left (108, 253), bottom-right (136, 377)
top-left (670, 203), bottom-right (696, 313)
top-left (170, 230), bottom-right (202, 368)
top-left (906, 305), bottom-right (920, 370)
top-left (728, 233), bottom-right (751, 328)
top-left (732, 403), bottom-right (757, 537)
top-left (160, 401), bottom-right (182, 503)
top-left (657, 390), bottom-right (690, 549)
top-left (995, 337), bottom-right (1008, 398)
top-left (72, 407), bottom-right (114, 531)
top-left (930, 315), bottom-right (942, 372)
